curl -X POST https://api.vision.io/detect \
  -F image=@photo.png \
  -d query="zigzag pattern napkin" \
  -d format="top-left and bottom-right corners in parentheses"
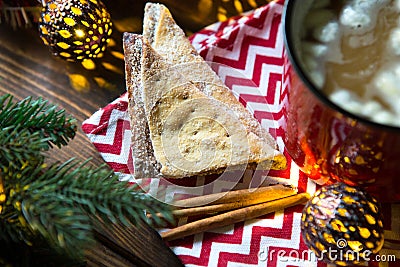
top-left (82, 1), bottom-right (399, 266)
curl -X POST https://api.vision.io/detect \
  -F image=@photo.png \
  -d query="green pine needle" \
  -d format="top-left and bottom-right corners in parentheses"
top-left (0, 94), bottom-right (77, 149)
top-left (0, 94), bottom-right (174, 263)
top-left (0, 127), bottom-right (48, 171)
top-left (7, 159), bottom-right (173, 259)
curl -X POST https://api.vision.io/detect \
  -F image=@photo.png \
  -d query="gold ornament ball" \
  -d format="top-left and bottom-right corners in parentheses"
top-left (39, 0), bottom-right (113, 62)
top-left (301, 183), bottom-right (384, 266)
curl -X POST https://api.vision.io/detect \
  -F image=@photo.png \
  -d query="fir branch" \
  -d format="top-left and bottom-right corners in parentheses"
top-left (0, 93), bottom-right (174, 263)
top-left (0, 161), bottom-right (45, 245)
top-left (21, 197), bottom-right (93, 257)
top-left (0, 126), bottom-right (48, 171)
top-left (0, 94), bottom-right (77, 149)
top-left (8, 160), bottom-right (174, 258)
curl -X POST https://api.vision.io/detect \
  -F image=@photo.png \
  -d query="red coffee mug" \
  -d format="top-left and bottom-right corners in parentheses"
top-left (282, 0), bottom-right (400, 203)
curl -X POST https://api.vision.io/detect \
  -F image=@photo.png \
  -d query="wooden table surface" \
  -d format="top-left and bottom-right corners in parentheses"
top-left (0, 0), bottom-right (271, 165)
top-left (0, 7), bottom-right (177, 266)
top-left (0, 0), bottom-right (271, 265)
top-left (0, 23), bottom-right (120, 167)
top-left (0, 0), bottom-right (212, 165)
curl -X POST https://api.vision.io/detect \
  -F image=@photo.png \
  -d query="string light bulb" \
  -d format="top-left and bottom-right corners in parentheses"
top-left (39, 0), bottom-right (113, 62)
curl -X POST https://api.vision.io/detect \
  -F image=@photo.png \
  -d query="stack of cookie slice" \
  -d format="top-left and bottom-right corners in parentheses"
top-left (123, 3), bottom-right (286, 179)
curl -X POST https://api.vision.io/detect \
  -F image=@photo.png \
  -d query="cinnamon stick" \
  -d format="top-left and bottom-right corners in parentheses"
top-left (172, 184), bottom-right (295, 208)
top-left (172, 186), bottom-right (297, 217)
top-left (161, 193), bottom-right (310, 241)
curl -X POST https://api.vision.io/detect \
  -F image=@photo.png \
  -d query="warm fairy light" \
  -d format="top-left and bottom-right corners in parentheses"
top-left (39, 0), bottom-right (112, 62)
top-left (69, 73), bottom-right (90, 92)
top-left (81, 59), bottom-right (96, 70)
top-left (75, 29), bottom-right (86, 38)
top-left (0, 178), bottom-right (5, 214)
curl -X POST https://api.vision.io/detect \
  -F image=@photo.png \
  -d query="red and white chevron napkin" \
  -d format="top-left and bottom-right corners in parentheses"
top-left (82, 1), bottom-right (399, 266)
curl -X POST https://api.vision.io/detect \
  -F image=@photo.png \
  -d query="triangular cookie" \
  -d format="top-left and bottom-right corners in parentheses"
top-left (123, 34), bottom-right (250, 178)
top-left (143, 3), bottom-right (286, 171)
top-left (141, 38), bottom-right (254, 178)
top-left (124, 4), bottom-right (286, 179)
top-left (143, 3), bottom-right (201, 65)
top-left (123, 33), bottom-right (161, 178)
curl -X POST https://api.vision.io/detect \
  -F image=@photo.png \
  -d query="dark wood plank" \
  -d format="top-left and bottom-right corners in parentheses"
top-left (91, 219), bottom-right (184, 267)
top-left (0, 23), bottom-right (125, 166)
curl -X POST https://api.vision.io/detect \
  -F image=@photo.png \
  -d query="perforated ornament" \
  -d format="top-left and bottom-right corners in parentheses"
top-left (39, 0), bottom-right (112, 62)
top-left (301, 183), bottom-right (385, 266)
